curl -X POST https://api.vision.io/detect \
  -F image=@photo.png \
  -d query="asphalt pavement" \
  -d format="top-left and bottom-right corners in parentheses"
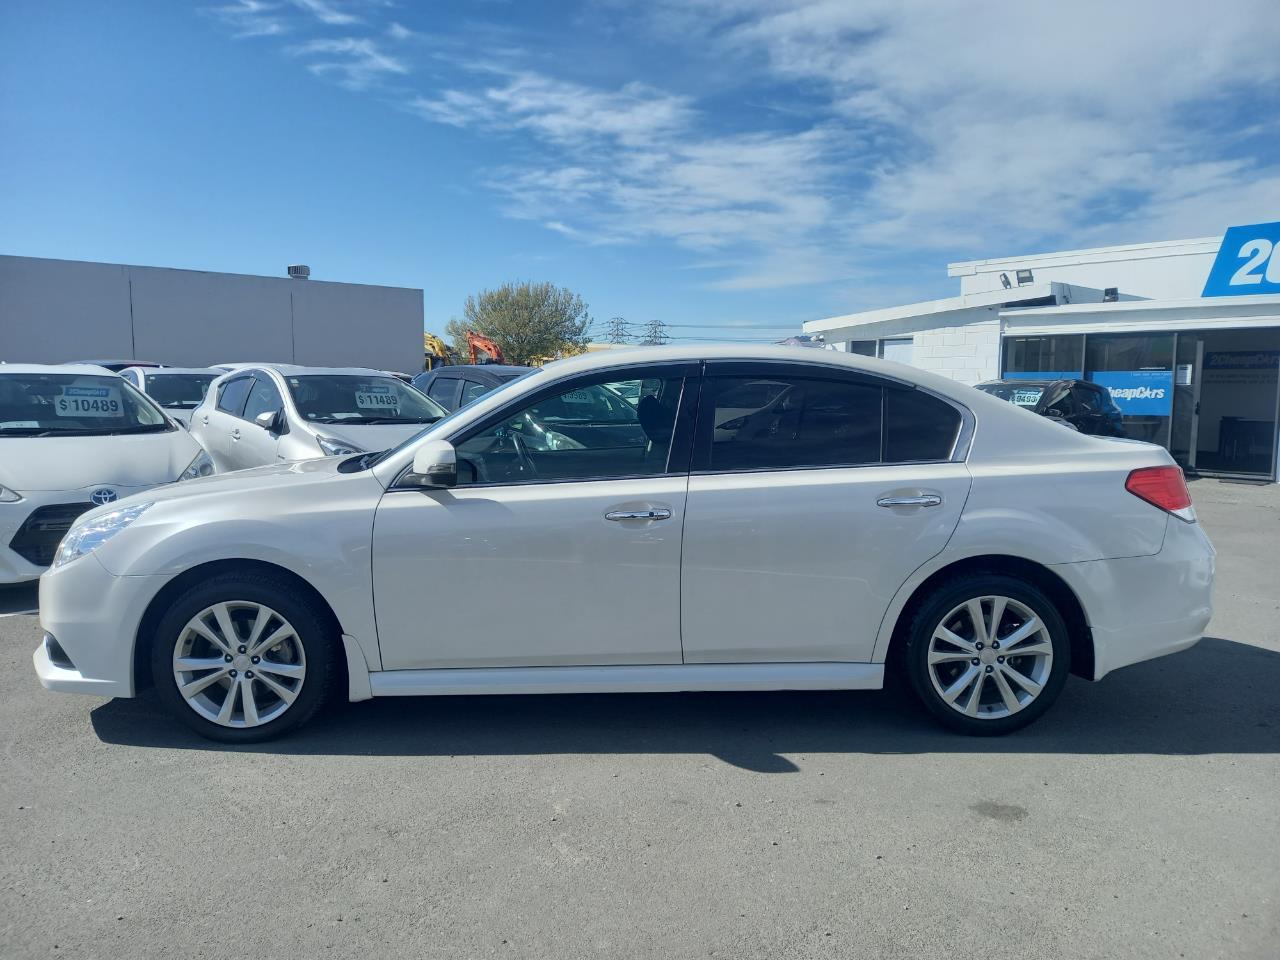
top-left (1, 478), bottom-right (1277, 959)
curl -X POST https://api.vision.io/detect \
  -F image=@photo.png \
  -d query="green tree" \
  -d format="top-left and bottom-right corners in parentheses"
top-left (445, 281), bottom-right (592, 365)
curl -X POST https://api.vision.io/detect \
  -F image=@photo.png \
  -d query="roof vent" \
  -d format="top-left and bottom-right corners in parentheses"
top-left (287, 264), bottom-right (311, 280)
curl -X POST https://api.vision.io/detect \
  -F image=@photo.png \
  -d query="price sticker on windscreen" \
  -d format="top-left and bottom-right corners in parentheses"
top-left (1012, 390), bottom-right (1041, 406)
top-left (355, 383), bottom-right (399, 411)
top-left (56, 385), bottom-right (123, 417)
top-left (562, 389), bottom-right (593, 404)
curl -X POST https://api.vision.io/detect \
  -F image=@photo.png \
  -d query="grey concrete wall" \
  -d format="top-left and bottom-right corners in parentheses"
top-left (0, 256), bottom-right (423, 372)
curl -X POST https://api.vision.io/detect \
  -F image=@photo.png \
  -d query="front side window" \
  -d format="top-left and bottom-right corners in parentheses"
top-left (144, 373), bottom-right (218, 410)
top-left (427, 377), bottom-right (459, 407)
top-left (285, 375), bottom-right (446, 425)
top-left (453, 375), bottom-right (684, 485)
top-left (243, 376), bottom-right (284, 422)
top-left (461, 379), bottom-right (491, 406)
top-left (703, 375), bottom-right (881, 471)
top-left (0, 373), bottom-right (169, 436)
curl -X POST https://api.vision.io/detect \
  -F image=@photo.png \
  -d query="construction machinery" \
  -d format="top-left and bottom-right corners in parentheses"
top-left (465, 331), bottom-right (506, 365)
top-left (423, 333), bottom-right (454, 371)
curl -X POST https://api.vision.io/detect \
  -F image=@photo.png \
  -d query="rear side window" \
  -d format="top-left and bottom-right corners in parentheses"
top-left (216, 376), bottom-right (253, 415)
top-left (703, 376), bottom-right (881, 471)
top-left (883, 388), bottom-right (961, 462)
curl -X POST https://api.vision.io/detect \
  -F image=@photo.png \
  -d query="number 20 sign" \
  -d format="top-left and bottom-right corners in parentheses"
top-left (1202, 221), bottom-right (1280, 297)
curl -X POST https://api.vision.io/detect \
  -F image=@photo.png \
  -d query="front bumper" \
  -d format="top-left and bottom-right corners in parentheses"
top-left (1051, 516), bottom-right (1216, 680)
top-left (32, 552), bottom-right (164, 698)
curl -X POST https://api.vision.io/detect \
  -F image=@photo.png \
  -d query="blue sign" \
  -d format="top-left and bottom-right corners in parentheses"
top-left (1089, 370), bottom-right (1173, 416)
top-left (1203, 221), bottom-right (1280, 297)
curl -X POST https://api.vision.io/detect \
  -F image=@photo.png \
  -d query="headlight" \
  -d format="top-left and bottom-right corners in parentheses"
top-left (52, 502), bottom-right (152, 569)
top-left (178, 448), bottom-right (215, 481)
top-left (317, 435), bottom-right (365, 456)
top-left (0, 484), bottom-right (22, 503)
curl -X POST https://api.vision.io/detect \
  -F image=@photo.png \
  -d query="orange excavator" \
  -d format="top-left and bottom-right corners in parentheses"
top-left (465, 331), bottom-right (506, 365)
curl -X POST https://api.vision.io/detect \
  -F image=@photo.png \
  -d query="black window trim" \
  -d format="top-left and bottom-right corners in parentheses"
top-left (689, 359), bottom-right (972, 476)
top-left (390, 360), bottom-right (701, 490)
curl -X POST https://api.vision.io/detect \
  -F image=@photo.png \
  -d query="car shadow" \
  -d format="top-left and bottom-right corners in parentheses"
top-left (0, 582), bottom-right (39, 616)
top-left (90, 637), bottom-right (1280, 771)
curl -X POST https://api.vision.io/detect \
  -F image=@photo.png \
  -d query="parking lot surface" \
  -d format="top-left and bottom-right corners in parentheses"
top-left (2, 479), bottom-right (1278, 959)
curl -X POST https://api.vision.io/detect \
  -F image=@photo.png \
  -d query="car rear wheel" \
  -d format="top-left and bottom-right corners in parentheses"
top-left (149, 573), bottom-right (335, 742)
top-left (904, 574), bottom-right (1070, 735)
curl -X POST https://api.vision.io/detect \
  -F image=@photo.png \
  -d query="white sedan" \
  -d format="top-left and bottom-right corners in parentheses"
top-left (33, 346), bottom-right (1214, 740)
top-left (0, 364), bottom-right (214, 584)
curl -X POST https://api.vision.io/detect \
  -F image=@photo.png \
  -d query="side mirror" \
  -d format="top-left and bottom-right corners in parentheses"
top-left (254, 409), bottom-right (282, 433)
top-left (408, 439), bottom-right (457, 488)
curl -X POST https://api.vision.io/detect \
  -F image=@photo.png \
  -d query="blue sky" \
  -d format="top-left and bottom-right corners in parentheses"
top-left (2, 0), bottom-right (1278, 341)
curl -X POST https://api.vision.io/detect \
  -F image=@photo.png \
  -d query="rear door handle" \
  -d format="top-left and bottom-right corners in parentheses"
top-left (231, 428), bottom-right (241, 441)
top-left (877, 495), bottom-right (942, 508)
top-left (201, 415), bottom-right (209, 426)
top-left (605, 508), bottom-right (672, 521)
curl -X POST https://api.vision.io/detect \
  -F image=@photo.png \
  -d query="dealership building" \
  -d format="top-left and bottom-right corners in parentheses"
top-left (0, 255), bottom-right (425, 374)
top-left (804, 223), bottom-right (1280, 482)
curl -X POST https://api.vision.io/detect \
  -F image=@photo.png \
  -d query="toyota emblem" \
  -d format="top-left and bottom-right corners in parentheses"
top-left (90, 488), bottom-right (118, 506)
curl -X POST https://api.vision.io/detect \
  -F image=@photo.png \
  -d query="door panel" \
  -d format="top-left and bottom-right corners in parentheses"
top-left (680, 463), bottom-right (971, 663)
top-left (372, 477), bottom-right (688, 669)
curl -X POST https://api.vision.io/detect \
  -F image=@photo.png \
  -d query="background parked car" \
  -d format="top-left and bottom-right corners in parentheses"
top-left (975, 378), bottom-right (1126, 436)
top-left (412, 364), bottom-right (534, 412)
top-left (66, 359), bottom-right (164, 373)
top-left (0, 363), bottom-right (213, 582)
top-left (119, 366), bottom-right (221, 427)
top-left (190, 364), bottom-right (447, 471)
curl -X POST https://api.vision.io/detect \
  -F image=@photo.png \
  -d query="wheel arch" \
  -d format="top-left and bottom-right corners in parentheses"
top-left (132, 558), bottom-right (347, 694)
top-left (881, 554), bottom-right (1095, 681)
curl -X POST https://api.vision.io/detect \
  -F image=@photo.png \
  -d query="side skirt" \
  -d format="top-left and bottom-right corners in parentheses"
top-left (366, 662), bottom-right (884, 698)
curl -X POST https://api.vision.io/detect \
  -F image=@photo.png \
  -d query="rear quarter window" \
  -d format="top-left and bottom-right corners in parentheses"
top-left (883, 389), bottom-right (961, 462)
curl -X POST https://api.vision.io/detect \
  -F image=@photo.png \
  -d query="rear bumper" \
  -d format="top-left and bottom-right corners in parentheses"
top-left (1051, 517), bottom-right (1215, 680)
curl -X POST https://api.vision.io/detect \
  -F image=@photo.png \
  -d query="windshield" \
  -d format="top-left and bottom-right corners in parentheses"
top-left (976, 382), bottom-right (1046, 407)
top-left (0, 373), bottom-right (171, 436)
top-left (143, 373), bottom-right (218, 409)
top-left (284, 374), bottom-right (447, 425)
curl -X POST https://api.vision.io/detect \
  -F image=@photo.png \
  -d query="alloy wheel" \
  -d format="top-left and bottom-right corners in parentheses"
top-left (172, 601), bottom-right (306, 728)
top-left (926, 595), bottom-right (1054, 720)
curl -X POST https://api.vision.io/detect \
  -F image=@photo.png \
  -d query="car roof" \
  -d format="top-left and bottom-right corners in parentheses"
top-left (126, 366), bottom-right (221, 376)
top-left (229, 363), bottom-right (403, 378)
top-left (421, 365), bottom-right (535, 377)
top-left (0, 363), bottom-right (118, 375)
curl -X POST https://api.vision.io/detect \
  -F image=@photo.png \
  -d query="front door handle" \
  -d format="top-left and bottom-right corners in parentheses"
top-left (605, 508), bottom-right (672, 522)
top-left (231, 428), bottom-right (241, 441)
top-left (877, 495), bottom-right (942, 508)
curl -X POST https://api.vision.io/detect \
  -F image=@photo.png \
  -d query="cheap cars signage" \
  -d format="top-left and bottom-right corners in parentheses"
top-left (1089, 370), bottom-right (1173, 416)
top-left (1202, 221), bottom-right (1280, 297)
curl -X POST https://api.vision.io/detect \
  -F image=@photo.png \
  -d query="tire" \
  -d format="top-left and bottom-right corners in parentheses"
top-left (149, 572), bottom-right (337, 743)
top-left (903, 573), bottom-right (1070, 736)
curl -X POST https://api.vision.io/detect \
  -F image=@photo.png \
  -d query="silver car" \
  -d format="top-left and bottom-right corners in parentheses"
top-left (119, 366), bottom-right (221, 428)
top-left (189, 364), bottom-right (447, 472)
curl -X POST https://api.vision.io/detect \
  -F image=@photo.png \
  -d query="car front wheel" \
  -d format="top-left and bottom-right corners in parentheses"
top-left (149, 573), bottom-right (336, 742)
top-left (904, 574), bottom-right (1071, 735)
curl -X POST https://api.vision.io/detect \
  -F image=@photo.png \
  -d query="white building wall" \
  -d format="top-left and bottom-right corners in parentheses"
top-left (950, 237), bottom-right (1221, 300)
top-left (0, 255), bottom-right (424, 372)
top-left (907, 316), bottom-right (1001, 386)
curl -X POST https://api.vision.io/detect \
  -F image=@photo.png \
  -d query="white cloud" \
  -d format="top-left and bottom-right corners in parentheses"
top-left (289, 37), bottom-right (408, 89)
top-left (204, 0), bottom-right (289, 38)
top-left (289, 0), bottom-right (360, 27)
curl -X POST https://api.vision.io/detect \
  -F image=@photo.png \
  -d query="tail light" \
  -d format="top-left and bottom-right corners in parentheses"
top-left (1125, 465), bottom-right (1195, 522)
